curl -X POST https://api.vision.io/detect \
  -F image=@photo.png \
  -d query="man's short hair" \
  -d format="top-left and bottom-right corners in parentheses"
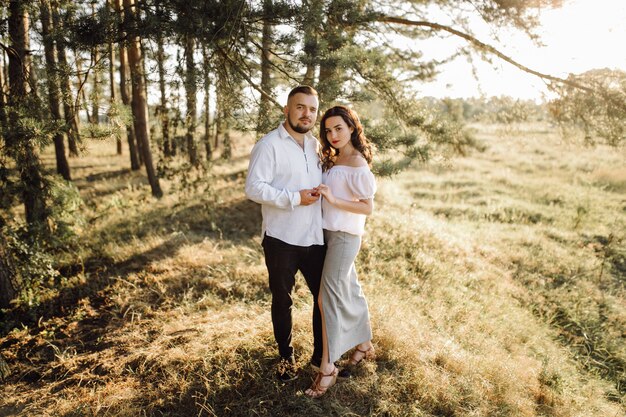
top-left (288, 85), bottom-right (318, 99)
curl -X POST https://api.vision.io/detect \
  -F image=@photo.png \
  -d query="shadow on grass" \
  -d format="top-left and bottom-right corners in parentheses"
top-left (83, 169), bottom-right (133, 183)
top-left (137, 347), bottom-right (449, 417)
top-left (0, 193), bottom-right (265, 392)
top-left (134, 348), bottom-right (411, 417)
top-left (4, 195), bottom-right (262, 319)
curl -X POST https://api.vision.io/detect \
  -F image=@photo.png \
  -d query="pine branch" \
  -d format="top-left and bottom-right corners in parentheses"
top-left (214, 46), bottom-right (282, 110)
top-left (376, 15), bottom-right (594, 94)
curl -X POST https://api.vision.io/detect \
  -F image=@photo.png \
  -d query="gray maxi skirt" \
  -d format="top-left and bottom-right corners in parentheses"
top-left (321, 229), bottom-right (373, 364)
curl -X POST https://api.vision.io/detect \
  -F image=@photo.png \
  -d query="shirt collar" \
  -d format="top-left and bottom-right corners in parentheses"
top-left (278, 122), bottom-right (315, 144)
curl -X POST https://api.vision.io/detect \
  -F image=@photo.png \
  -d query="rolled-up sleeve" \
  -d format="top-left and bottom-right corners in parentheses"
top-left (245, 142), bottom-right (300, 209)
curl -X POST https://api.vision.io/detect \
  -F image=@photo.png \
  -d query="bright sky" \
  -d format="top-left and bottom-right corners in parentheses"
top-left (419, 0), bottom-right (626, 100)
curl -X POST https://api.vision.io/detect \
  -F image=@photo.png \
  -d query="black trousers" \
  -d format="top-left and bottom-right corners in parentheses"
top-left (262, 234), bottom-right (326, 362)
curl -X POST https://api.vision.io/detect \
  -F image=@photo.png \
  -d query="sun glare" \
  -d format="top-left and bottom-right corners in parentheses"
top-left (536, 0), bottom-right (626, 73)
top-left (420, 0), bottom-right (626, 99)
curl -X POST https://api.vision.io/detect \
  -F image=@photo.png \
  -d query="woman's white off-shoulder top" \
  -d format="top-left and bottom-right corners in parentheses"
top-left (322, 165), bottom-right (377, 236)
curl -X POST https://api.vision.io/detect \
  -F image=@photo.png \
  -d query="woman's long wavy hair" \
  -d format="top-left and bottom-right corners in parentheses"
top-left (319, 106), bottom-right (373, 172)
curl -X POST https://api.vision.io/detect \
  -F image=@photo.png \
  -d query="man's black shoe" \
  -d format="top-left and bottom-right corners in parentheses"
top-left (276, 357), bottom-right (298, 382)
top-left (337, 367), bottom-right (351, 379)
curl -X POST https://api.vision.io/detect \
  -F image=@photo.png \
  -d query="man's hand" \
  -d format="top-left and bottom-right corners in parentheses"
top-left (299, 189), bottom-right (320, 206)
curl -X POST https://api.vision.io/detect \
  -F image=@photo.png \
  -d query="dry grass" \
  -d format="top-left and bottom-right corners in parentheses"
top-left (0, 124), bottom-right (624, 416)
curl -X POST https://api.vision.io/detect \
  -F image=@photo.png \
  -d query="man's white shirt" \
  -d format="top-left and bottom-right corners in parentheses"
top-left (245, 123), bottom-right (324, 246)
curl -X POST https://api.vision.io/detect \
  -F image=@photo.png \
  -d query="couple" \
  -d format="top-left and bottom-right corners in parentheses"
top-left (245, 85), bottom-right (376, 398)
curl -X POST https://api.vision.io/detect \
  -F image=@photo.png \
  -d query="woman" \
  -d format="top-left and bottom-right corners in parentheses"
top-left (305, 106), bottom-right (376, 398)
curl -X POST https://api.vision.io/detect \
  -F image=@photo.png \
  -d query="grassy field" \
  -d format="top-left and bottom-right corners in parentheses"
top-left (0, 123), bottom-right (624, 416)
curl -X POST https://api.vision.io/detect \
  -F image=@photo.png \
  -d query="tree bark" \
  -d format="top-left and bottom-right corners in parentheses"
top-left (0, 353), bottom-right (10, 382)
top-left (140, 41), bottom-right (150, 108)
top-left (40, 0), bottom-right (71, 181)
top-left (214, 64), bottom-right (232, 160)
top-left (123, 0), bottom-right (163, 198)
top-left (155, 8), bottom-right (171, 157)
top-left (2, 53), bottom-right (7, 92)
top-left (0, 55), bottom-right (7, 128)
top-left (0, 224), bottom-right (18, 309)
top-left (90, 4), bottom-right (101, 124)
top-left (257, 0), bottom-right (274, 136)
top-left (213, 74), bottom-right (223, 151)
top-left (314, 0), bottom-right (354, 106)
top-left (115, 0), bottom-right (140, 170)
top-left (91, 46), bottom-right (101, 124)
top-left (7, 0), bottom-right (49, 227)
top-left (53, 3), bottom-right (80, 158)
top-left (184, 34), bottom-right (198, 166)
top-left (222, 129), bottom-right (231, 160)
top-left (202, 44), bottom-right (212, 161)
top-left (108, 0), bottom-right (121, 155)
top-left (8, 4), bottom-right (30, 98)
top-left (301, 0), bottom-right (323, 86)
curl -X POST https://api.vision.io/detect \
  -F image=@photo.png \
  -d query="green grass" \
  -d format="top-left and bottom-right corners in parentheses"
top-left (0, 123), bottom-right (624, 416)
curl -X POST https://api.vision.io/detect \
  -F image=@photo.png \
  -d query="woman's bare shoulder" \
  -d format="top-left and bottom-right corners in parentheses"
top-left (344, 154), bottom-right (368, 168)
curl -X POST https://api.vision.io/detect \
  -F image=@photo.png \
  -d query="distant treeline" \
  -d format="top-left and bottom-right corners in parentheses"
top-left (427, 97), bottom-right (548, 124)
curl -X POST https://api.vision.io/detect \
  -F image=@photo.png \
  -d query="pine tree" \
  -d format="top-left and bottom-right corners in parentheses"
top-left (114, 0), bottom-right (140, 169)
top-left (123, 0), bottom-right (162, 197)
top-left (6, 0), bottom-right (50, 228)
top-left (52, 1), bottom-right (81, 158)
top-left (183, 33), bottom-right (198, 166)
top-left (40, 0), bottom-right (72, 180)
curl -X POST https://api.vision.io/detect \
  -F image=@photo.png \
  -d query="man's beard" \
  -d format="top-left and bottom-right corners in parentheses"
top-left (288, 116), bottom-right (313, 134)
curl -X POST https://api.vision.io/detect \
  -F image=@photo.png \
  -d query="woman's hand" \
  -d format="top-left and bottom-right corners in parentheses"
top-left (315, 184), bottom-right (336, 205)
top-left (315, 184), bottom-right (373, 215)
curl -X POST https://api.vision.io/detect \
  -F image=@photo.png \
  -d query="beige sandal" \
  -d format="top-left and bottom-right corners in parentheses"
top-left (349, 345), bottom-right (376, 366)
top-left (305, 366), bottom-right (338, 398)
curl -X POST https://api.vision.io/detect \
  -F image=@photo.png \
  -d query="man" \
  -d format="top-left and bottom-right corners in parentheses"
top-left (245, 85), bottom-right (325, 382)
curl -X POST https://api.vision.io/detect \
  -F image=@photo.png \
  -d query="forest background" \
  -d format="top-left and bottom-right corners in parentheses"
top-left (0, 0), bottom-right (624, 415)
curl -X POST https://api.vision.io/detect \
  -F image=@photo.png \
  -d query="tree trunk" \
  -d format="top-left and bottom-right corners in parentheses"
top-left (302, 62), bottom-right (317, 86)
top-left (2, 54), bottom-right (8, 88)
top-left (257, 0), bottom-right (274, 136)
top-left (213, 91), bottom-right (222, 151)
top-left (315, 1), bottom-right (346, 106)
top-left (0, 353), bottom-right (10, 382)
top-left (115, 0), bottom-right (140, 170)
top-left (40, 0), bottom-right (71, 181)
top-left (213, 63), bottom-right (233, 160)
top-left (0, 56), bottom-right (7, 128)
top-left (124, 0), bottom-right (163, 198)
top-left (90, 4), bottom-right (101, 125)
top-left (0, 224), bottom-right (18, 309)
top-left (7, 1), bottom-right (30, 110)
top-left (91, 46), bottom-right (101, 124)
top-left (140, 42), bottom-right (150, 107)
top-left (0, 261), bottom-right (17, 309)
top-left (202, 44), bottom-right (212, 161)
top-left (222, 129), bottom-right (231, 160)
top-left (301, 0), bottom-right (323, 86)
top-left (108, 0), bottom-right (122, 155)
top-left (155, 16), bottom-right (170, 157)
top-left (7, 0), bottom-right (49, 228)
top-left (53, 3), bottom-right (80, 158)
top-left (214, 66), bottom-right (225, 151)
top-left (184, 34), bottom-right (198, 166)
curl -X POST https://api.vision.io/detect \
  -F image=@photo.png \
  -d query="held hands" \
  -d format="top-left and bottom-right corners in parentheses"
top-left (299, 184), bottom-right (336, 206)
top-left (299, 189), bottom-right (320, 206)
top-left (315, 184), bottom-right (336, 205)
